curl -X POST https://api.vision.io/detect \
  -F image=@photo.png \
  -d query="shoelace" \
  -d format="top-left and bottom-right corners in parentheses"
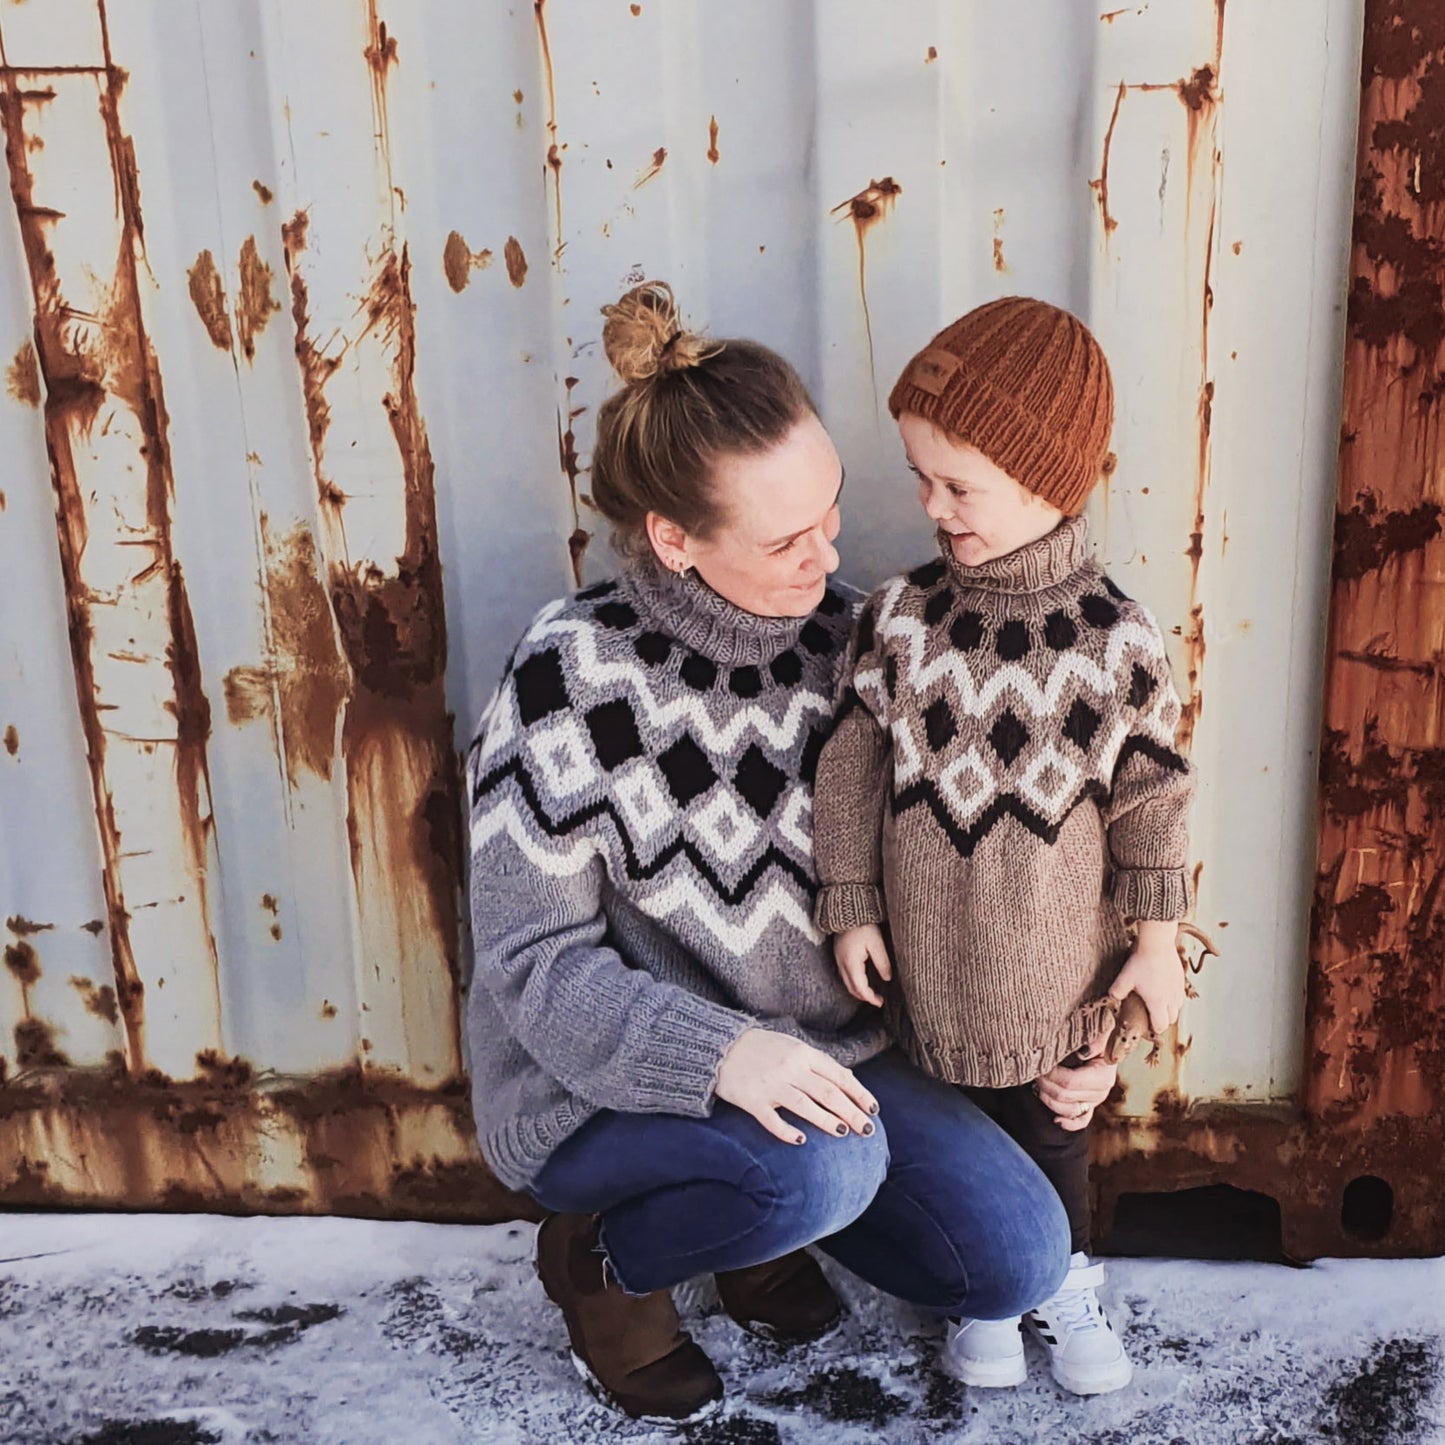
top-left (1050, 1285), bottom-right (1104, 1335)
top-left (1033, 1262), bottom-right (1109, 1337)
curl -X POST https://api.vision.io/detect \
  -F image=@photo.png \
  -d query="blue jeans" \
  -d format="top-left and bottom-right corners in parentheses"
top-left (530, 1049), bottom-right (1070, 1320)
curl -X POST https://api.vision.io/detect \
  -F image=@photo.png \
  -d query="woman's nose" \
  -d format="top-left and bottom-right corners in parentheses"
top-left (813, 532), bottom-right (841, 575)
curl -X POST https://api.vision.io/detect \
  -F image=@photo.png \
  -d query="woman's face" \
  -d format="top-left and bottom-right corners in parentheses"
top-left (898, 412), bottom-right (1064, 566)
top-left (656, 413), bottom-right (845, 618)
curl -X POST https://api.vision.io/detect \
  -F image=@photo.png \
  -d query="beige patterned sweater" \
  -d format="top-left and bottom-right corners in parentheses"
top-left (812, 517), bottom-right (1195, 1088)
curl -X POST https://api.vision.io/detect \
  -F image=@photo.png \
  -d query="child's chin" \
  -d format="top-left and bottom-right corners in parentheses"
top-left (948, 533), bottom-right (991, 563)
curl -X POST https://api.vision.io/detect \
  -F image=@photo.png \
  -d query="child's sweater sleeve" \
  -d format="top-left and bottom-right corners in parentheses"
top-left (812, 597), bottom-right (892, 934)
top-left (1103, 609), bottom-right (1197, 922)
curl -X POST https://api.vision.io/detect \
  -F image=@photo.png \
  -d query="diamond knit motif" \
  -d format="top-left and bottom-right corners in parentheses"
top-left (843, 520), bottom-right (1190, 860)
top-left (468, 572), bottom-right (860, 958)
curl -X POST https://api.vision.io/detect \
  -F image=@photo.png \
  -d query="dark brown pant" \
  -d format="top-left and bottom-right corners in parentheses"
top-left (964, 1079), bottom-right (1091, 1257)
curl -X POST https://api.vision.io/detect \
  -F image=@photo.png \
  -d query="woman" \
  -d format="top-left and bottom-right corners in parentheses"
top-left (465, 283), bottom-right (1100, 1425)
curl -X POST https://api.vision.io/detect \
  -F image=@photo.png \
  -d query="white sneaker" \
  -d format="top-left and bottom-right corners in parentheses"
top-left (940, 1314), bottom-right (1026, 1388)
top-left (1024, 1252), bottom-right (1133, 1396)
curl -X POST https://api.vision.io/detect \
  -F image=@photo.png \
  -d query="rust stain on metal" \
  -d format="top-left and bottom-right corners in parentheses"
top-left (504, 235), bottom-right (528, 288)
top-left (5, 916), bottom-right (52, 936)
top-left (4, 940), bottom-right (39, 987)
top-left (0, 1066), bottom-right (542, 1221)
top-left (223, 519), bottom-right (349, 785)
top-left (1297, 0), bottom-right (1445, 1235)
top-left (3, 724), bottom-right (17, 756)
top-left (534, 0), bottom-right (564, 264)
top-left (82, 919), bottom-right (104, 934)
top-left (830, 178), bottom-right (902, 404)
top-left (1092, 82), bottom-right (1126, 236)
top-left (442, 229), bottom-right (492, 293)
top-left (187, 248), bottom-right (233, 351)
top-left (633, 146), bottom-right (666, 190)
top-left (992, 208), bottom-right (1007, 273)
top-left (6, 338), bottom-right (38, 403)
top-left (0, 58), bottom-right (230, 1074)
top-left (14, 1018), bottom-right (68, 1068)
top-left (926, 45), bottom-right (938, 62)
top-left (261, 894), bottom-right (278, 914)
top-left (707, 116), bottom-right (719, 165)
top-left (327, 244), bottom-right (464, 1000)
top-left (252, 179), bottom-right (273, 205)
top-left (235, 235), bottom-right (280, 362)
top-left (282, 210), bottom-right (343, 503)
top-left (630, 3), bottom-right (641, 15)
top-left (70, 974), bottom-right (120, 1025)
top-left (363, 0), bottom-right (400, 191)
top-left (1177, 64), bottom-right (1218, 112)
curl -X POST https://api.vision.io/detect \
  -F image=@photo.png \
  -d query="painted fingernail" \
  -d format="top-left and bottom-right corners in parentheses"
top-left (862, 1121), bottom-right (874, 1136)
top-left (793, 1133), bottom-right (806, 1146)
top-left (868, 1102), bottom-right (880, 1115)
top-left (835, 1122), bottom-right (848, 1136)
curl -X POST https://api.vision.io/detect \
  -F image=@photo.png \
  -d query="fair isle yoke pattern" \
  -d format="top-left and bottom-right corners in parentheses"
top-left (468, 576), bottom-right (855, 958)
top-left (849, 553), bottom-right (1189, 853)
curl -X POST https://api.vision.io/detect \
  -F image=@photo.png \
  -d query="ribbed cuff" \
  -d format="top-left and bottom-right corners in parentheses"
top-left (633, 994), bottom-right (755, 1116)
top-left (813, 883), bottom-right (886, 935)
top-left (1111, 867), bottom-right (1191, 922)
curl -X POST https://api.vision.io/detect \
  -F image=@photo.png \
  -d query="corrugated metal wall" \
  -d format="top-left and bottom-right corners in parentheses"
top-left (0, 1), bottom-right (1376, 1234)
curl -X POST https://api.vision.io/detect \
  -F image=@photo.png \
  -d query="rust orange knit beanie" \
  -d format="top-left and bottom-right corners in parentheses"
top-left (888, 296), bottom-right (1116, 517)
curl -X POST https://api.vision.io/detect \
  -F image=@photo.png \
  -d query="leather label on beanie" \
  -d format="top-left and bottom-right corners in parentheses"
top-left (907, 348), bottom-right (963, 397)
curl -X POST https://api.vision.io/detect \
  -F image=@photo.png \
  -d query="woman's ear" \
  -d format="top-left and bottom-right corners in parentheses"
top-left (645, 512), bottom-right (692, 573)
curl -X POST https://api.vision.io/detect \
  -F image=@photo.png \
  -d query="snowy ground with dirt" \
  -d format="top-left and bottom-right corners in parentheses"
top-left (0, 1212), bottom-right (1442, 1444)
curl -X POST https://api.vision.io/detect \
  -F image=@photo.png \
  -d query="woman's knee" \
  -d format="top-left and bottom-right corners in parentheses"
top-left (958, 1178), bottom-right (1071, 1319)
top-left (773, 1124), bottom-right (890, 1243)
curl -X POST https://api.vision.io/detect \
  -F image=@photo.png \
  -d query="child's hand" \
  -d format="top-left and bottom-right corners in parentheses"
top-left (833, 925), bottom-right (893, 1008)
top-left (1108, 919), bottom-right (1185, 1035)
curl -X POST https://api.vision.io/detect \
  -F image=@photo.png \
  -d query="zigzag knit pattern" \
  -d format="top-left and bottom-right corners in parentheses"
top-left (468, 573), bottom-right (856, 958)
top-left (851, 554), bottom-right (1189, 853)
top-left (811, 516), bottom-right (1196, 1089)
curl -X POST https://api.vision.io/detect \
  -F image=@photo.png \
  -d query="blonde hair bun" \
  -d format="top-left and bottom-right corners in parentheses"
top-left (601, 281), bottom-right (717, 384)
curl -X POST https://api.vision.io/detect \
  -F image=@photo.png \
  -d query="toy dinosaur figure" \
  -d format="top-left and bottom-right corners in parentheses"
top-left (1103, 921), bottom-right (1219, 1066)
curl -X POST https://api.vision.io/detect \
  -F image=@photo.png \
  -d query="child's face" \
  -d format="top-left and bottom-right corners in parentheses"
top-left (898, 413), bottom-right (1066, 566)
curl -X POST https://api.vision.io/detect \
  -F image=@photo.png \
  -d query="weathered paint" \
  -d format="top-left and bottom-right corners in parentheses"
top-left (0, 0), bottom-right (1381, 1235)
top-left (0, 38), bottom-right (225, 1080)
top-left (1298, 0), bottom-right (1445, 1226)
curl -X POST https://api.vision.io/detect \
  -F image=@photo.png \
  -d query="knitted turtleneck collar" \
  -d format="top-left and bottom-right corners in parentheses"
top-left (939, 515), bottom-right (1090, 595)
top-left (621, 554), bottom-right (809, 666)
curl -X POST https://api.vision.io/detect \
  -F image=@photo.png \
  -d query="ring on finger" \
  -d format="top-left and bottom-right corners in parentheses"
top-left (1075, 1103), bottom-right (1089, 1118)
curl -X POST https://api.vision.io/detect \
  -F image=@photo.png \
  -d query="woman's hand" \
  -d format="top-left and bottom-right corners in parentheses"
top-left (715, 1028), bottom-right (879, 1145)
top-left (1109, 920), bottom-right (1185, 1034)
top-left (1034, 1049), bottom-right (1119, 1131)
top-left (832, 924), bottom-right (893, 1008)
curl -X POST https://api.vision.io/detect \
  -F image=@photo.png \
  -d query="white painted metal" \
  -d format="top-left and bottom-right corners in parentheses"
top-left (0, 1), bottom-right (1362, 1138)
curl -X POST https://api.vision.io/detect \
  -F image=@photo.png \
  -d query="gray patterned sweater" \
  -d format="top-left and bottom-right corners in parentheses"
top-left (465, 560), bottom-right (889, 1190)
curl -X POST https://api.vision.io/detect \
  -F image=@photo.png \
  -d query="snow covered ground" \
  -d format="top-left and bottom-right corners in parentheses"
top-left (0, 1213), bottom-right (1441, 1445)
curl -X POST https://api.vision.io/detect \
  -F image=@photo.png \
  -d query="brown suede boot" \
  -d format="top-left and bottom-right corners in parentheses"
top-left (534, 1213), bottom-right (723, 1424)
top-left (715, 1249), bottom-right (844, 1344)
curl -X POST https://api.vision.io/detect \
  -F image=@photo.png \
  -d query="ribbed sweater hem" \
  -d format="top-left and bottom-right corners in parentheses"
top-left (899, 997), bottom-right (1118, 1090)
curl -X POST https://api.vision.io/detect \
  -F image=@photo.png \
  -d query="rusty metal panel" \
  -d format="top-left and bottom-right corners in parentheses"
top-left (0, 0), bottom-right (1374, 1229)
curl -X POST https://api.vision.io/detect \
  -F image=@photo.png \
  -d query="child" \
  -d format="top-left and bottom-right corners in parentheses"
top-left (811, 297), bottom-right (1195, 1396)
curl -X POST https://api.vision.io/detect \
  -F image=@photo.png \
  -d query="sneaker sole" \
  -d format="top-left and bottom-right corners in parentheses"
top-left (938, 1350), bottom-right (1027, 1389)
top-left (1047, 1357), bottom-right (1134, 1396)
top-left (570, 1349), bottom-right (723, 1427)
